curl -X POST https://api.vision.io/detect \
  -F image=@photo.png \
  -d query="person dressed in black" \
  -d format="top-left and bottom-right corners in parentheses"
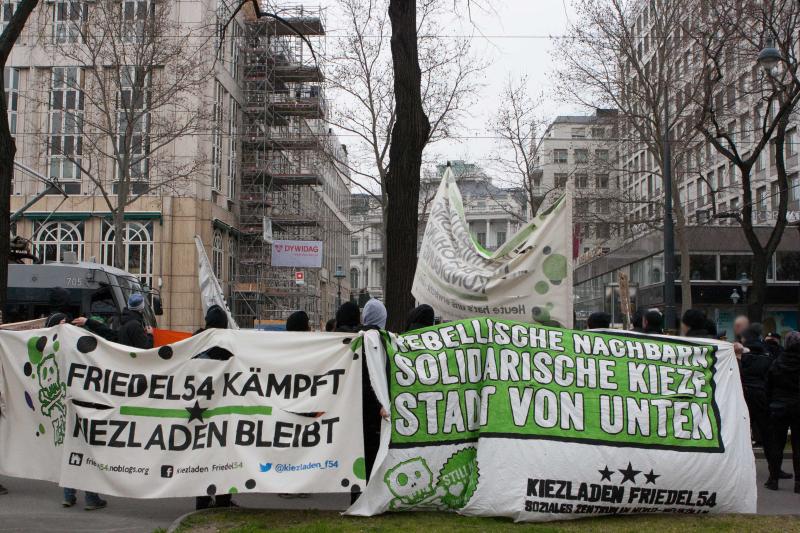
top-left (45, 287), bottom-right (73, 327)
top-left (286, 310), bottom-right (311, 332)
top-left (765, 331), bottom-right (800, 492)
top-left (631, 309), bottom-right (645, 333)
top-left (764, 332), bottom-right (783, 361)
top-left (335, 302), bottom-right (382, 503)
top-left (405, 304), bottom-right (435, 333)
top-left (325, 318), bottom-right (336, 332)
top-left (195, 305), bottom-right (236, 510)
top-left (680, 309), bottom-right (714, 339)
top-left (642, 310), bottom-right (664, 334)
top-left (586, 312), bottom-right (611, 329)
top-left (739, 326), bottom-right (774, 457)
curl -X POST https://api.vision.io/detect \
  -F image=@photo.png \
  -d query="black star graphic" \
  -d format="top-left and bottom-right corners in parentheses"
top-left (186, 400), bottom-right (208, 423)
top-left (644, 469), bottom-right (660, 484)
top-left (618, 462), bottom-right (641, 484)
top-left (598, 466), bottom-right (614, 482)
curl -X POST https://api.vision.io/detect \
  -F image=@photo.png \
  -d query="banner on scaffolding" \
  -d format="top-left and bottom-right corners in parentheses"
top-left (271, 240), bottom-right (324, 268)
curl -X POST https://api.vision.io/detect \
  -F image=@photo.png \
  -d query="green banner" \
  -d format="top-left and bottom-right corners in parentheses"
top-left (388, 318), bottom-right (721, 452)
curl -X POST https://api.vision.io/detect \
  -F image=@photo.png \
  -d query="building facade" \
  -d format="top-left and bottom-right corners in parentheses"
top-left (535, 110), bottom-right (620, 260)
top-left (349, 160), bottom-right (525, 304)
top-left (6, 1), bottom-right (350, 331)
top-left (572, 0), bottom-right (800, 329)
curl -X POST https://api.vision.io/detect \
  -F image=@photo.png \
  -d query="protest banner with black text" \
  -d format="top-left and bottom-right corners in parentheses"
top-left (0, 326), bottom-right (365, 498)
top-left (413, 167), bottom-right (573, 327)
top-left (349, 319), bottom-right (756, 521)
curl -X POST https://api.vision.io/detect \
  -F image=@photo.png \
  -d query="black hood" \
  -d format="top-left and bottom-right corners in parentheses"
top-left (776, 347), bottom-right (800, 372)
top-left (205, 305), bottom-right (228, 330)
top-left (335, 302), bottom-right (360, 330)
top-left (121, 309), bottom-right (144, 325)
top-left (405, 304), bottom-right (435, 332)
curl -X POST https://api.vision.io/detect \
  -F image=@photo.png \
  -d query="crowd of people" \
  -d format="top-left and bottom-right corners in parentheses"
top-left (0, 291), bottom-right (797, 506)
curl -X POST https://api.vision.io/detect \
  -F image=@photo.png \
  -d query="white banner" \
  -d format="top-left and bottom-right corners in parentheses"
top-left (413, 168), bottom-right (573, 327)
top-left (350, 320), bottom-right (757, 522)
top-left (271, 240), bottom-right (323, 268)
top-left (0, 326), bottom-right (364, 498)
top-left (195, 235), bottom-right (239, 329)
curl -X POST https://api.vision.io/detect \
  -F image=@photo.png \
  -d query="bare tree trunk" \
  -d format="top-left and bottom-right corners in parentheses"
top-left (384, 0), bottom-right (430, 331)
top-left (673, 201), bottom-right (692, 315)
top-left (0, 0), bottom-right (40, 320)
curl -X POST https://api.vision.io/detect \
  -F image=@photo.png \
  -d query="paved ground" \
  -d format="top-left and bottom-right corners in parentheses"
top-left (0, 459), bottom-right (796, 532)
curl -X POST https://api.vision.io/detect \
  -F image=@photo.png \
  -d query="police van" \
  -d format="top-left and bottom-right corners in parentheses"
top-left (5, 254), bottom-right (162, 328)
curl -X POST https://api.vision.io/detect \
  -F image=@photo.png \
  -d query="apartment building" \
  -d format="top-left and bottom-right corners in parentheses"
top-left (535, 110), bottom-right (619, 259)
top-left (6, 1), bottom-right (350, 330)
top-left (349, 160), bottom-right (525, 304)
top-left (572, 0), bottom-right (800, 330)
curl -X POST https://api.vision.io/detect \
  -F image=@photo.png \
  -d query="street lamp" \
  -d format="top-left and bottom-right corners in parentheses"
top-left (334, 264), bottom-right (346, 309)
top-left (757, 38), bottom-right (782, 75)
top-left (738, 272), bottom-right (750, 302)
top-left (730, 289), bottom-right (741, 306)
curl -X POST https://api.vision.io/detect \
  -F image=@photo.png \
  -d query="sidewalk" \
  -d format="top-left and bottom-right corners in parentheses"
top-left (0, 459), bottom-right (796, 533)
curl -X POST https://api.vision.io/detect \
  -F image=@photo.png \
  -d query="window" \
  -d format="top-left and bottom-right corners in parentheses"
top-left (33, 221), bottom-right (84, 263)
top-left (788, 128), bottom-right (797, 157)
top-left (121, 0), bottom-right (154, 44)
top-left (576, 174), bottom-right (588, 188)
top-left (0, 2), bottom-right (16, 33)
top-left (101, 221), bottom-right (154, 287)
top-left (776, 252), bottom-right (800, 281)
top-left (591, 127), bottom-right (605, 138)
top-left (596, 223), bottom-right (610, 239)
top-left (688, 255), bottom-right (717, 280)
top-left (4, 67), bottom-right (19, 135)
top-left (575, 149), bottom-right (589, 164)
top-left (496, 231), bottom-right (506, 246)
top-left (575, 198), bottom-right (589, 212)
top-left (597, 199), bottom-right (610, 214)
top-left (595, 149), bottom-right (609, 163)
top-left (771, 181), bottom-right (780, 211)
top-left (227, 95), bottom-right (239, 200)
top-left (790, 173), bottom-right (800, 208)
top-left (756, 186), bottom-right (767, 214)
top-left (228, 235), bottom-right (237, 285)
top-left (115, 66), bottom-right (150, 186)
top-left (212, 230), bottom-right (223, 279)
top-left (475, 232), bottom-right (486, 247)
top-left (554, 173), bottom-right (568, 188)
top-left (553, 149), bottom-right (567, 164)
top-left (53, 0), bottom-right (86, 44)
top-left (571, 128), bottom-right (585, 139)
top-left (720, 255), bottom-right (753, 280)
top-left (211, 82), bottom-right (224, 192)
top-left (49, 67), bottom-right (84, 183)
top-left (351, 238), bottom-right (359, 256)
top-left (595, 174), bottom-right (609, 189)
top-left (350, 268), bottom-right (359, 290)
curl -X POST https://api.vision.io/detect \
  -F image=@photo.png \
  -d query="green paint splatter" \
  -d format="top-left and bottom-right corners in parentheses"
top-left (38, 423), bottom-right (45, 434)
top-left (353, 457), bottom-right (366, 480)
top-left (542, 254), bottom-right (567, 282)
top-left (53, 341), bottom-right (60, 352)
top-left (532, 306), bottom-right (551, 322)
top-left (129, 352), bottom-right (137, 358)
top-left (535, 281), bottom-right (549, 295)
top-left (27, 337), bottom-right (43, 365)
top-left (228, 487), bottom-right (238, 494)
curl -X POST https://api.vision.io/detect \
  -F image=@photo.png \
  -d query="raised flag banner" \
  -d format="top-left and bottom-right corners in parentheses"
top-left (349, 318), bottom-right (756, 522)
top-left (413, 168), bottom-right (573, 327)
top-left (0, 326), bottom-right (364, 498)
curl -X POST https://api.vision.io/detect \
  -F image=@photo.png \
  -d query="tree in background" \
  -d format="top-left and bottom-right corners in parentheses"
top-left (689, 0), bottom-right (800, 321)
top-left (0, 0), bottom-right (39, 319)
top-left (43, 0), bottom-right (213, 269)
top-left (557, 0), bottom-right (706, 316)
top-left (327, 0), bottom-right (484, 291)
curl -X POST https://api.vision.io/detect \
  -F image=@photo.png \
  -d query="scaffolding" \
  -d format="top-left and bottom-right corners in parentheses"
top-left (234, 2), bottom-right (348, 329)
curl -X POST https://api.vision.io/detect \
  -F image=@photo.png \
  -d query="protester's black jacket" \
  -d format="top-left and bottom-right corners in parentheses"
top-left (764, 341), bottom-right (783, 361)
top-left (766, 345), bottom-right (800, 409)
top-left (117, 310), bottom-right (153, 349)
top-left (685, 328), bottom-right (715, 339)
top-left (740, 341), bottom-right (773, 390)
top-left (84, 318), bottom-right (119, 343)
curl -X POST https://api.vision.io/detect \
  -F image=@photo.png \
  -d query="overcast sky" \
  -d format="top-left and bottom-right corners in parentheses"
top-left (318, 0), bottom-right (584, 178)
